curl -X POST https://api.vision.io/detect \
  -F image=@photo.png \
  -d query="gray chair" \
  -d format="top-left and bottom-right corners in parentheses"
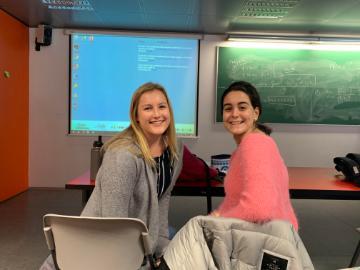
top-left (349, 227), bottom-right (360, 267)
top-left (43, 214), bottom-right (155, 270)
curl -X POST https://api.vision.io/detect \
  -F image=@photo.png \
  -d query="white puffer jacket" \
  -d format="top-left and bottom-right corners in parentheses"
top-left (163, 216), bottom-right (314, 270)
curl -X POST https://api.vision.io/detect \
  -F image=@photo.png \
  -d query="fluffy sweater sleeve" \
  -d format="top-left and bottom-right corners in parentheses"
top-left (216, 133), bottom-right (298, 230)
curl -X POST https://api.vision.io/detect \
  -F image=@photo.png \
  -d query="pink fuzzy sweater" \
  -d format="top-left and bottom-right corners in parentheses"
top-left (216, 132), bottom-right (299, 230)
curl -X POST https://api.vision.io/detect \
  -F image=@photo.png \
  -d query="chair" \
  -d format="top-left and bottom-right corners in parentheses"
top-left (43, 214), bottom-right (155, 270)
top-left (349, 227), bottom-right (360, 267)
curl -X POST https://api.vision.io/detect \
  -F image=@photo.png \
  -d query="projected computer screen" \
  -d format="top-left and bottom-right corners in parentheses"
top-left (69, 33), bottom-right (199, 136)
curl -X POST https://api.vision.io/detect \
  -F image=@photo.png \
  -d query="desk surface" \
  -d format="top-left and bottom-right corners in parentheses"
top-left (66, 167), bottom-right (360, 200)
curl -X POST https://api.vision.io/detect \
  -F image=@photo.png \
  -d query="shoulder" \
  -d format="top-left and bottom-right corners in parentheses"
top-left (103, 143), bottom-right (143, 168)
top-left (98, 145), bottom-right (146, 185)
top-left (176, 139), bottom-right (184, 158)
top-left (233, 132), bottom-right (280, 162)
top-left (242, 131), bottom-right (274, 144)
top-left (104, 146), bottom-right (135, 159)
top-left (241, 132), bottom-right (277, 151)
top-left (105, 128), bottom-right (143, 156)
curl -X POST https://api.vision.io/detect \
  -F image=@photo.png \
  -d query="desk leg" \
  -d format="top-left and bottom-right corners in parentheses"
top-left (81, 190), bottom-right (92, 206)
top-left (206, 194), bottom-right (212, 214)
top-left (206, 179), bottom-right (212, 214)
top-left (200, 159), bottom-right (213, 214)
top-left (349, 239), bottom-right (360, 267)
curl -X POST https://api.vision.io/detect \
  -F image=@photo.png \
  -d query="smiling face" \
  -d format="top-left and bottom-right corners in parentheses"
top-left (223, 90), bottom-right (259, 143)
top-left (136, 89), bottom-right (170, 142)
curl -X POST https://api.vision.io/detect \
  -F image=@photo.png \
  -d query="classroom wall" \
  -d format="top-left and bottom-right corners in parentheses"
top-left (29, 29), bottom-right (94, 188)
top-left (0, 10), bottom-right (29, 200)
top-left (29, 29), bottom-right (360, 187)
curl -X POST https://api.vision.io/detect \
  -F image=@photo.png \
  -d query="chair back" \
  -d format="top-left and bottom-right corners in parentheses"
top-left (43, 214), bottom-right (153, 270)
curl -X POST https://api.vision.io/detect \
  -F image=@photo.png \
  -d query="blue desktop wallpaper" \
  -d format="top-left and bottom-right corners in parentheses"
top-left (70, 34), bottom-right (199, 136)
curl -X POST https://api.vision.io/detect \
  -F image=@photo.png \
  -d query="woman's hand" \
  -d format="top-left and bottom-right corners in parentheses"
top-left (154, 258), bottom-right (161, 268)
top-left (209, 210), bottom-right (220, 217)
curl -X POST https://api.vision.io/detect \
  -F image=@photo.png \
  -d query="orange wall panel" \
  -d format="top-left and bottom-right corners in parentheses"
top-left (0, 10), bottom-right (29, 201)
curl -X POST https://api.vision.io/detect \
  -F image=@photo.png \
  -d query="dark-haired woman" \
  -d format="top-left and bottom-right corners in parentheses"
top-left (212, 81), bottom-right (298, 230)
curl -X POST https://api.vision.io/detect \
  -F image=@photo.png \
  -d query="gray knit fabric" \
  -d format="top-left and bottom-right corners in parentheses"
top-left (81, 140), bottom-right (184, 256)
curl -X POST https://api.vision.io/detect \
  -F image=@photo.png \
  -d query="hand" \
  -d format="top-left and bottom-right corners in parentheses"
top-left (210, 210), bottom-right (220, 217)
top-left (154, 258), bottom-right (161, 268)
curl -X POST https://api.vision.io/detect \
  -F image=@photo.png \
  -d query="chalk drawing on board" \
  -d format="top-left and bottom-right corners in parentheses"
top-left (216, 46), bottom-right (360, 124)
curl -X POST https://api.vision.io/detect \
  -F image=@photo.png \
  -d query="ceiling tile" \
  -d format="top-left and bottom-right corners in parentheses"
top-left (139, 0), bottom-right (199, 14)
top-left (142, 13), bottom-right (200, 32)
top-left (96, 12), bottom-right (146, 30)
top-left (2, 0), bottom-right (360, 35)
top-left (90, 0), bottom-right (141, 13)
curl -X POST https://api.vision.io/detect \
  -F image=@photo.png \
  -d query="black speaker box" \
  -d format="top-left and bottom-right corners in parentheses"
top-left (36, 24), bottom-right (52, 46)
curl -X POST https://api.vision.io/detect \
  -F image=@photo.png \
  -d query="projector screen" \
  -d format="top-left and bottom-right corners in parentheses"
top-left (69, 33), bottom-right (199, 137)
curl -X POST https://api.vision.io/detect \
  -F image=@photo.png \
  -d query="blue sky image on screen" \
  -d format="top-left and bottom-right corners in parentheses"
top-left (70, 33), bottom-right (199, 136)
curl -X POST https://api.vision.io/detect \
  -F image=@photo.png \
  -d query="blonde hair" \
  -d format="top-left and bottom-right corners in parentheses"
top-left (103, 82), bottom-right (178, 167)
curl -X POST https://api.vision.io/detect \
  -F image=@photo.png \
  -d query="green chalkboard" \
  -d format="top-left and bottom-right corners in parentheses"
top-left (216, 46), bottom-right (360, 125)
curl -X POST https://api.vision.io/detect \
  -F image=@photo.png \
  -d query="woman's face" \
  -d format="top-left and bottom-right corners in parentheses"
top-left (137, 89), bottom-right (170, 142)
top-left (222, 90), bottom-right (259, 142)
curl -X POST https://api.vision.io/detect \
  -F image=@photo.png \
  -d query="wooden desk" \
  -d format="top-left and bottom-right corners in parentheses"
top-left (66, 167), bottom-right (360, 211)
top-left (65, 172), bottom-right (95, 205)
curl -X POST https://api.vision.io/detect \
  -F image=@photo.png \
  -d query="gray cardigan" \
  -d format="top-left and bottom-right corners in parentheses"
top-left (81, 140), bottom-right (184, 256)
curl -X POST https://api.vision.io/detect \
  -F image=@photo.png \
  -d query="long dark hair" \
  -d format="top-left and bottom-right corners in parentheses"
top-left (221, 81), bottom-right (272, 135)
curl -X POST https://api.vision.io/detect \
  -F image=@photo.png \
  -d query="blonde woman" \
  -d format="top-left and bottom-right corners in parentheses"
top-left (82, 82), bottom-right (183, 255)
top-left (40, 82), bottom-right (183, 270)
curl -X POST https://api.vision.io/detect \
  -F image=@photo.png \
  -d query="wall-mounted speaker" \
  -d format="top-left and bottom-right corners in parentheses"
top-left (35, 24), bottom-right (52, 51)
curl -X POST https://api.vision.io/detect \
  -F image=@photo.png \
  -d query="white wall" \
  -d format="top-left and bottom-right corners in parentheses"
top-left (29, 29), bottom-right (360, 187)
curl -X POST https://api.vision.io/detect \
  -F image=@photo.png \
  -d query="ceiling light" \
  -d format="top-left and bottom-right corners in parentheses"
top-left (226, 35), bottom-right (360, 51)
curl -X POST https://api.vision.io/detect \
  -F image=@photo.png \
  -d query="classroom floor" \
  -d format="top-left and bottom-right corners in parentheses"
top-left (0, 189), bottom-right (359, 270)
